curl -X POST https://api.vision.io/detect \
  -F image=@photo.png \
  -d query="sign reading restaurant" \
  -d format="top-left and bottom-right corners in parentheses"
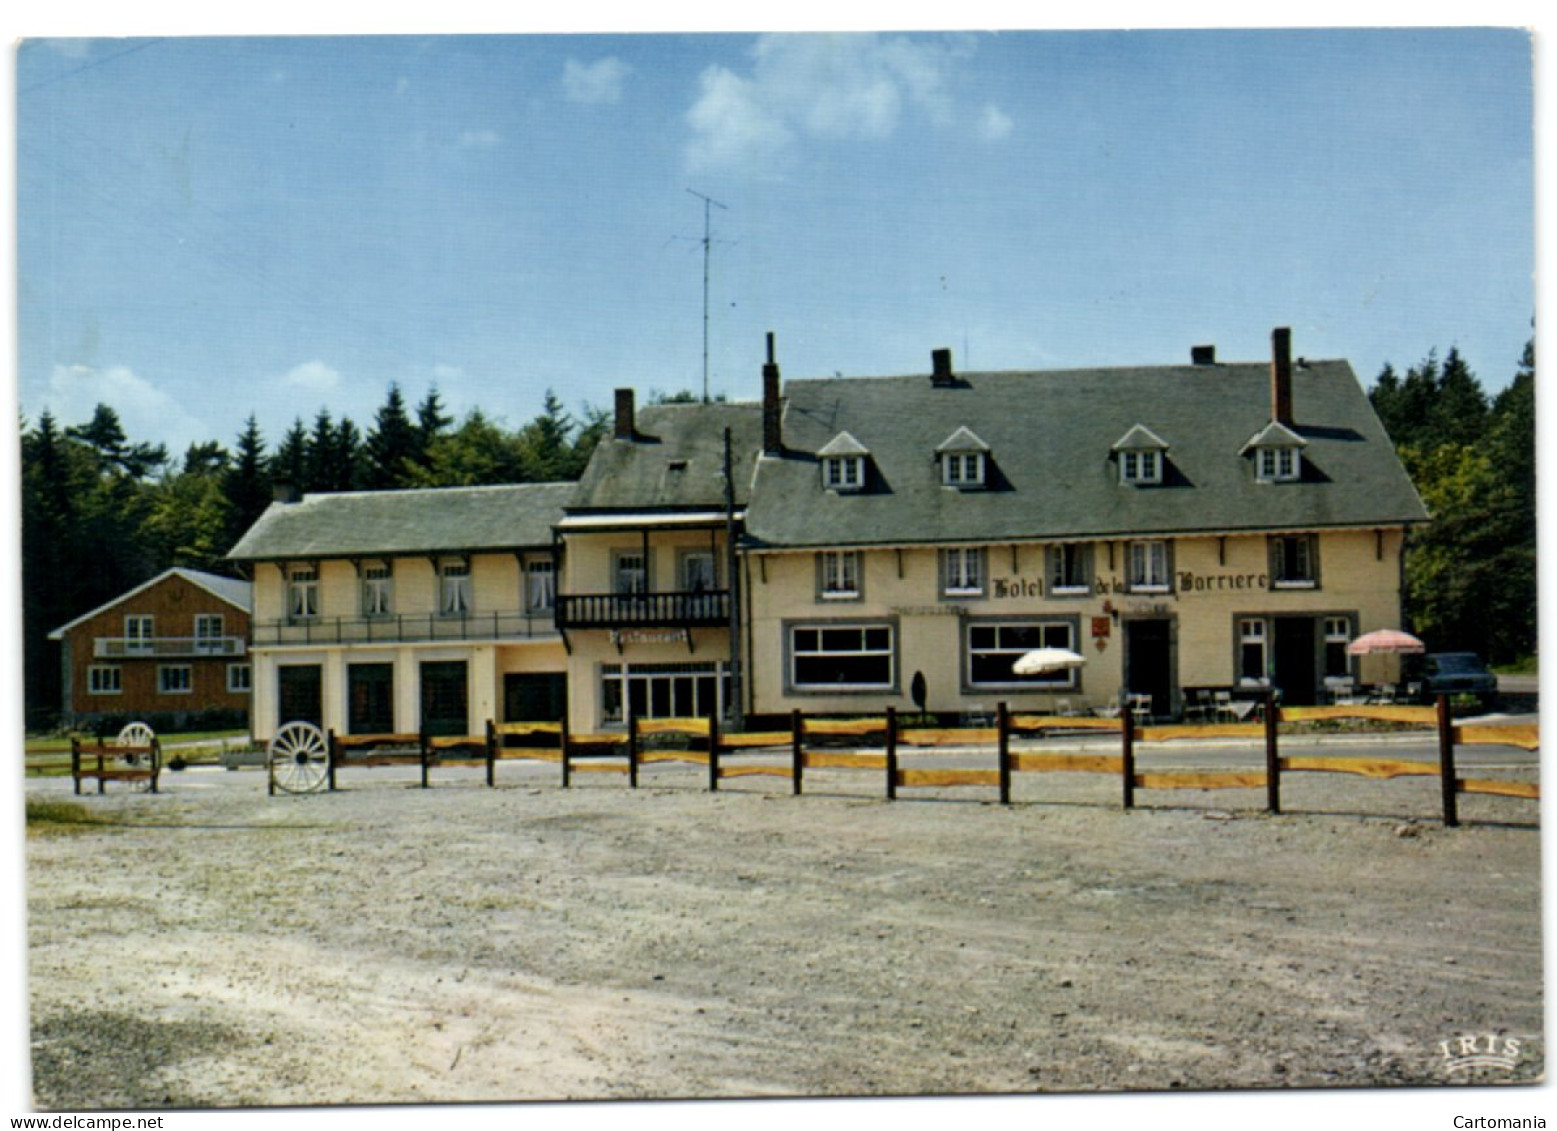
top-left (990, 572), bottom-right (1272, 599)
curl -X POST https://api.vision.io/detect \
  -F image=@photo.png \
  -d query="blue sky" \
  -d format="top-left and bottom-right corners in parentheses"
top-left (15, 25), bottom-right (1536, 458)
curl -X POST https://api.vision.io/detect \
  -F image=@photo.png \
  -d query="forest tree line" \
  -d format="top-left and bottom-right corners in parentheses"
top-left (18, 346), bottom-right (1538, 728)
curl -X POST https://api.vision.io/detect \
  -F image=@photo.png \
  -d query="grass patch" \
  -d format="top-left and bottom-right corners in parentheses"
top-left (1493, 655), bottom-right (1539, 677)
top-left (25, 798), bottom-right (116, 836)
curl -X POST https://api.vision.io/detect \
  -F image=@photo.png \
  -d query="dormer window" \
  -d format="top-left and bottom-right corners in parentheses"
top-left (936, 426), bottom-right (990, 489)
top-left (1243, 420), bottom-right (1307, 483)
top-left (818, 431), bottom-right (870, 493)
top-left (1111, 425), bottom-right (1168, 486)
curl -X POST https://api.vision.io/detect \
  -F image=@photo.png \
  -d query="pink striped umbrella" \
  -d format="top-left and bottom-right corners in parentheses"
top-left (1346, 628), bottom-right (1425, 656)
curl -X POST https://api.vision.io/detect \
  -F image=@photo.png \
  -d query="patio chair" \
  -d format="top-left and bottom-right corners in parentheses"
top-left (1213, 689), bottom-right (1235, 723)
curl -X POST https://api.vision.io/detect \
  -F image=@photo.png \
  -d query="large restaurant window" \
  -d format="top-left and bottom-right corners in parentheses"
top-left (966, 621), bottom-right (1077, 688)
top-left (600, 662), bottom-right (727, 725)
top-left (789, 624), bottom-right (894, 691)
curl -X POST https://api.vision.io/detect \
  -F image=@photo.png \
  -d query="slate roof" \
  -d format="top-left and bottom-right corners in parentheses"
top-left (48, 568), bottom-right (251, 639)
top-left (570, 402), bottom-right (764, 514)
top-left (744, 360), bottom-right (1427, 549)
top-left (226, 482), bottom-right (576, 562)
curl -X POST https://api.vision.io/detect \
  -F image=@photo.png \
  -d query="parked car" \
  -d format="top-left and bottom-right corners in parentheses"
top-left (1406, 652), bottom-right (1498, 709)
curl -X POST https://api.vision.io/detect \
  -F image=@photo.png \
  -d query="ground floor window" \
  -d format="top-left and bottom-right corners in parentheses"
top-left (790, 624), bottom-right (894, 691)
top-left (227, 663), bottom-right (251, 693)
top-left (158, 665), bottom-right (192, 695)
top-left (967, 620), bottom-right (1077, 688)
top-left (88, 665), bottom-right (122, 695)
top-left (349, 662), bottom-right (395, 734)
top-left (278, 664), bottom-right (324, 728)
top-left (1239, 619), bottom-right (1268, 682)
top-left (420, 660), bottom-right (469, 737)
top-left (600, 662), bottom-right (728, 725)
top-left (1324, 617), bottom-right (1353, 676)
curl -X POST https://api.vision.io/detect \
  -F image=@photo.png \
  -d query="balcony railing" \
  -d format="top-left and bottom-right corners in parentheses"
top-left (556, 590), bottom-right (731, 630)
top-left (95, 636), bottom-right (247, 658)
top-left (252, 610), bottom-right (557, 647)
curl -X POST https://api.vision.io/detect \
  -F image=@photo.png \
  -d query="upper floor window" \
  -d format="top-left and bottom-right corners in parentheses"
top-left (941, 547), bottom-right (985, 597)
top-left (525, 559), bottom-right (555, 612)
top-left (818, 550), bottom-right (861, 600)
top-left (1270, 534), bottom-right (1318, 589)
top-left (1112, 424), bottom-right (1169, 486)
top-left (362, 564), bottom-right (393, 617)
top-left (681, 551), bottom-right (718, 593)
top-left (818, 431), bottom-right (870, 493)
top-left (614, 551), bottom-right (649, 595)
top-left (287, 568), bottom-right (319, 621)
top-left (194, 614), bottom-right (225, 651)
top-left (1128, 540), bottom-right (1171, 592)
top-left (937, 427), bottom-right (990, 489)
top-left (1244, 420), bottom-right (1307, 483)
top-left (440, 561), bottom-right (472, 615)
top-left (1048, 544), bottom-right (1092, 596)
top-left (124, 614), bottom-right (155, 654)
top-left (1257, 447), bottom-right (1301, 482)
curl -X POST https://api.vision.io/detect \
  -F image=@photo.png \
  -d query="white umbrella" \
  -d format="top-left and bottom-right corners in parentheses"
top-left (1346, 628), bottom-right (1425, 656)
top-left (1013, 647), bottom-right (1087, 676)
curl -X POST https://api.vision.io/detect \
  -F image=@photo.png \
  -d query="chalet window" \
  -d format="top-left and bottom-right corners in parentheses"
top-left (1239, 619), bottom-right (1268, 682)
top-left (194, 614), bottom-right (225, 653)
top-left (124, 615), bottom-right (154, 654)
top-left (823, 455), bottom-right (865, 491)
top-left (88, 665), bottom-right (122, 695)
top-left (967, 621), bottom-right (1077, 689)
top-left (227, 663), bottom-right (252, 693)
top-left (1048, 544), bottom-right (1092, 595)
top-left (440, 561), bottom-right (472, 615)
top-left (1324, 616), bottom-right (1353, 677)
top-left (362, 564), bottom-right (393, 617)
top-left (158, 665), bottom-right (192, 695)
top-left (288, 568), bottom-right (319, 621)
top-left (817, 550), bottom-right (861, 600)
top-left (1127, 540), bottom-right (1171, 592)
top-left (1270, 534), bottom-right (1319, 588)
top-left (942, 451), bottom-right (986, 488)
top-left (525, 559), bottom-right (555, 612)
top-left (790, 625), bottom-right (894, 691)
top-left (941, 547), bottom-right (985, 597)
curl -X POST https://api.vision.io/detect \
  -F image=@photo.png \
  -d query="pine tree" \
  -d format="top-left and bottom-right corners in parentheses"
top-left (273, 418), bottom-right (309, 494)
top-left (222, 415), bottom-right (273, 549)
top-left (365, 383), bottom-right (419, 489)
top-left (515, 389), bottom-right (574, 482)
top-left (414, 387), bottom-right (452, 468)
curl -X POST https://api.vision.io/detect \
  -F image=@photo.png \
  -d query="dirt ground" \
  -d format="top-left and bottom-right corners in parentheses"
top-left (22, 754), bottom-right (1544, 1110)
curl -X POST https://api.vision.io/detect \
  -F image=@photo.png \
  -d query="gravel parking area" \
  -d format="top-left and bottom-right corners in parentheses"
top-left (23, 754), bottom-right (1543, 1110)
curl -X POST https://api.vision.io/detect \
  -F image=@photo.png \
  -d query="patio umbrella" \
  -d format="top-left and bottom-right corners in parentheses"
top-left (1012, 647), bottom-right (1087, 675)
top-left (1346, 628), bottom-right (1425, 656)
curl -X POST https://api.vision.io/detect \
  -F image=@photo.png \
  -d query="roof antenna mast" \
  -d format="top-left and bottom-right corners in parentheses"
top-left (686, 188), bottom-right (728, 404)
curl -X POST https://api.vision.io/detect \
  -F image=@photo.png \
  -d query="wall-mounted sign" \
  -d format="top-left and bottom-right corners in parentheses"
top-left (1091, 616), bottom-right (1111, 639)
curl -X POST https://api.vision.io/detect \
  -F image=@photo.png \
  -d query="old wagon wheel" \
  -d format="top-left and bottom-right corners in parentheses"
top-left (269, 722), bottom-right (329, 794)
top-left (116, 721), bottom-right (158, 791)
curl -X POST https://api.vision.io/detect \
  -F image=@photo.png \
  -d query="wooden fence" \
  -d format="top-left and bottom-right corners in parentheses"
top-left (69, 734), bottom-right (161, 795)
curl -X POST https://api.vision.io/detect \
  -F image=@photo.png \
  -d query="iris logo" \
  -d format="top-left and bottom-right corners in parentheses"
top-left (1438, 1033), bottom-right (1521, 1074)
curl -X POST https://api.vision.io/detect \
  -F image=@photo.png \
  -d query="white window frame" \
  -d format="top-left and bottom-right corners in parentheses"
top-left (1257, 446), bottom-right (1301, 483)
top-left (227, 663), bottom-right (252, 693)
top-left (525, 558), bottom-right (556, 612)
top-left (789, 624), bottom-right (896, 692)
top-left (818, 550), bottom-right (862, 600)
top-left (158, 664), bottom-right (193, 695)
top-left (680, 550), bottom-right (718, 592)
top-left (966, 620), bottom-right (1078, 689)
top-left (1120, 449), bottom-right (1163, 485)
top-left (88, 665), bottom-right (122, 695)
top-left (599, 661), bottom-right (729, 726)
top-left (823, 455), bottom-right (865, 492)
top-left (1239, 618), bottom-right (1268, 683)
top-left (1271, 534), bottom-right (1318, 589)
top-left (124, 614), bottom-right (155, 655)
top-left (942, 451), bottom-right (986, 488)
top-left (194, 613), bottom-right (225, 653)
top-left (440, 561), bottom-right (473, 615)
top-left (614, 550), bottom-right (650, 596)
top-left (1324, 616), bottom-right (1352, 677)
top-left (1049, 543), bottom-right (1092, 596)
top-left (362, 564), bottom-right (393, 618)
top-left (1128, 540), bottom-right (1171, 592)
top-left (288, 568), bottom-right (320, 621)
top-left (941, 547), bottom-right (985, 597)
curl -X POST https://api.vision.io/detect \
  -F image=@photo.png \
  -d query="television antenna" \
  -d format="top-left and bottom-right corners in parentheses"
top-left (685, 188), bottom-right (729, 403)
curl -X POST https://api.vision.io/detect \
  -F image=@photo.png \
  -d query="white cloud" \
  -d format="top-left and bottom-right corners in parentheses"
top-left (458, 129), bottom-right (502, 149)
top-left (978, 104), bottom-right (1014, 141)
top-left (685, 33), bottom-right (980, 173)
top-left (431, 364), bottom-right (465, 383)
top-left (280, 360), bottom-right (342, 392)
top-left (42, 363), bottom-right (206, 451)
top-left (563, 57), bottom-right (630, 105)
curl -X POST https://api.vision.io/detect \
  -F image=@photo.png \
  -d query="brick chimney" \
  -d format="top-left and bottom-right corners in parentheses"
top-left (762, 332), bottom-right (783, 456)
top-left (272, 481), bottom-right (299, 504)
top-left (1191, 344), bottom-right (1216, 365)
top-left (613, 388), bottom-right (636, 441)
top-left (1271, 327), bottom-right (1293, 425)
top-left (931, 348), bottom-right (954, 387)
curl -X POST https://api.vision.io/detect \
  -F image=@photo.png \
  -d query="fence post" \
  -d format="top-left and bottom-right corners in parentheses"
top-left (150, 738), bottom-right (161, 795)
top-left (1437, 693), bottom-right (1459, 827)
top-left (327, 730), bottom-right (338, 791)
top-left (485, 718), bottom-right (496, 788)
top-left (419, 728), bottom-right (431, 789)
top-left (708, 709), bottom-right (721, 792)
top-left (1264, 690), bottom-right (1280, 814)
top-left (885, 706), bottom-right (898, 800)
top-left (71, 737), bottom-right (82, 796)
top-left (627, 712), bottom-right (639, 789)
top-left (997, 701), bottom-right (1011, 805)
top-left (561, 714), bottom-right (571, 788)
top-left (1121, 708), bottom-right (1135, 809)
top-left (96, 738), bottom-right (105, 795)
top-left (791, 709), bottom-right (804, 796)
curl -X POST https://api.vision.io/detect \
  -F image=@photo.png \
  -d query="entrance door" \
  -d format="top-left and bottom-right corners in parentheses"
top-left (420, 661), bottom-right (469, 737)
top-left (504, 672), bottom-right (567, 723)
top-left (1125, 618), bottom-right (1174, 717)
top-left (1273, 618), bottom-right (1318, 706)
top-left (277, 664), bottom-right (323, 728)
top-left (348, 663), bottom-right (395, 734)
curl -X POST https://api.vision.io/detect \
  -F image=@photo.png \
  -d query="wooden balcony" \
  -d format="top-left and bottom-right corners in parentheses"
top-left (252, 610), bottom-right (557, 647)
top-left (556, 590), bottom-right (731, 630)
